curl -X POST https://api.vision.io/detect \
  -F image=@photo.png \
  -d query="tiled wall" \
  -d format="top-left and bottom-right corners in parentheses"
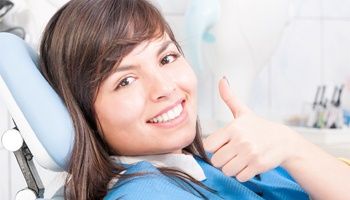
top-left (162, 0), bottom-right (350, 130)
top-left (250, 0), bottom-right (350, 123)
top-left (1, 0), bottom-right (350, 199)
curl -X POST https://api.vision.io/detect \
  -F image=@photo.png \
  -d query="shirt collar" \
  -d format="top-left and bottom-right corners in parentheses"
top-left (111, 154), bottom-right (206, 181)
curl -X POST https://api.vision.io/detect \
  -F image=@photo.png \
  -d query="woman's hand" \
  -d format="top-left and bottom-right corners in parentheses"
top-left (204, 77), bottom-right (303, 182)
top-left (204, 77), bottom-right (350, 199)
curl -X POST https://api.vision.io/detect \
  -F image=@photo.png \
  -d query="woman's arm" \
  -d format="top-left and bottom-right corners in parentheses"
top-left (204, 77), bottom-right (350, 200)
top-left (279, 130), bottom-right (350, 200)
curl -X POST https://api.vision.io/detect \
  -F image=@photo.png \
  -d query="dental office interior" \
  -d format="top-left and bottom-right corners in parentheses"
top-left (1, 0), bottom-right (350, 199)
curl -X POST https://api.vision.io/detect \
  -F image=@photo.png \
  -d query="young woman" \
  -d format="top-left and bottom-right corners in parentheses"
top-left (39, 0), bottom-right (350, 199)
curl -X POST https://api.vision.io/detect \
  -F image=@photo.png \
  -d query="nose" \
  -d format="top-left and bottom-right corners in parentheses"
top-left (149, 72), bottom-right (176, 101)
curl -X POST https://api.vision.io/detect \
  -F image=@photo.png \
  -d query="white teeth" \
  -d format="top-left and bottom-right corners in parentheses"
top-left (149, 104), bottom-right (183, 123)
top-left (167, 110), bottom-right (175, 119)
top-left (161, 113), bottom-right (169, 121)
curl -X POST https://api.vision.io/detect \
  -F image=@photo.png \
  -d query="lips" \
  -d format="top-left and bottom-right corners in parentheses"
top-left (148, 102), bottom-right (183, 123)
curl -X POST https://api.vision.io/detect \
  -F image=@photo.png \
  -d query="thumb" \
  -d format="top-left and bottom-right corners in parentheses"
top-left (219, 76), bottom-right (250, 118)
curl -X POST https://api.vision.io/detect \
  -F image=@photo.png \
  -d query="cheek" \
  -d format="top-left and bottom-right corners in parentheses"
top-left (189, 69), bottom-right (198, 95)
top-left (184, 69), bottom-right (198, 103)
top-left (172, 62), bottom-right (198, 96)
top-left (95, 92), bottom-right (145, 139)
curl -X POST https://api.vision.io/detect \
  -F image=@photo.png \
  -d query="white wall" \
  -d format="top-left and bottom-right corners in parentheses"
top-left (250, 0), bottom-right (350, 122)
top-left (1, 0), bottom-right (350, 199)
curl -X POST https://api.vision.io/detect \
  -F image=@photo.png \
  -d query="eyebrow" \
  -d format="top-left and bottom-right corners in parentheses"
top-left (114, 65), bottom-right (138, 73)
top-left (157, 40), bottom-right (174, 56)
top-left (114, 40), bottom-right (174, 73)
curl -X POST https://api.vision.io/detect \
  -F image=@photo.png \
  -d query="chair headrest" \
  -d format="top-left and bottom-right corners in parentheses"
top-left (0, 32), bottom-right (74, 171)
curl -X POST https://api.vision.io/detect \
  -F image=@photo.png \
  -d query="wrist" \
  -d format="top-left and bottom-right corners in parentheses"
top-left (279, 127), bottom-right (313, 170)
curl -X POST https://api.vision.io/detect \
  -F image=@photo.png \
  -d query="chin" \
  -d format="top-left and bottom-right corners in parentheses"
top-left (182, 130), bottom-right (197, 148)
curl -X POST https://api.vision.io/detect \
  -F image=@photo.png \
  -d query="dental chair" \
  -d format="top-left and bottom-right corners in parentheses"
top-left (0, 32), bottom-right (73, 200)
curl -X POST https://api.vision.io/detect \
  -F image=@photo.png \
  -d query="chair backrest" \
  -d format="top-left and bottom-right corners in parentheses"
top-left (0, 32), bottom-right (74, 172)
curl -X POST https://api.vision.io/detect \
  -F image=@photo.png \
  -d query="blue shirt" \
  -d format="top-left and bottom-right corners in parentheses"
top-left (105, 154), bottom-right (309, 199)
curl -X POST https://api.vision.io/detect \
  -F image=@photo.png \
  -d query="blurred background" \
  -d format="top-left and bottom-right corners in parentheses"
top-left (1, 0), bottom-right (350, 199)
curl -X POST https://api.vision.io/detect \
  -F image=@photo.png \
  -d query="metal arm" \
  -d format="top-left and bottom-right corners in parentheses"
top-left (2, 127), bottom-right (45, 199)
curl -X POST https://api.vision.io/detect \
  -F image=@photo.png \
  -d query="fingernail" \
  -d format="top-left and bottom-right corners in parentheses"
top-left (223, 76), bottom-right (230, 87)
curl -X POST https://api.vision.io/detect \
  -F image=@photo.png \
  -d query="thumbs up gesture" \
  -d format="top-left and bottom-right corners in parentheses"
top-left (204, 77), bottom-right (301, 182)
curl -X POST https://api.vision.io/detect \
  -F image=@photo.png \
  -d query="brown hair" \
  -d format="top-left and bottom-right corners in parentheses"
top-left (39, 0), bottom-right (211, 199)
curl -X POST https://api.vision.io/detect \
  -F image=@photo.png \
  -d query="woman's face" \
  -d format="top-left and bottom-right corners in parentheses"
top-left (94, 34), bottom-right (198, 156)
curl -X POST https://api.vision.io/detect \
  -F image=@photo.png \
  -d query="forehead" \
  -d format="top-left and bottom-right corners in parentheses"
top-left (106, 33), bottom-right (174, 76)
top-left (127, 34), bottom-right (171, 56)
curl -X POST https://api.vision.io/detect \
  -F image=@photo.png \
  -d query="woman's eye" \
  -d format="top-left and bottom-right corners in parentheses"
top-left (160, 53), bottom-right (180, 65)
top-left (116, 76), bottom-right (135, 89)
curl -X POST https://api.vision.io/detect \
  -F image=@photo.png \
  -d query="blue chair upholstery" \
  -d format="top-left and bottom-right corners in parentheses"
top-left (0, 32), bottom-right (75, 199)
top-left (0, 32), bottom-right (74, 171)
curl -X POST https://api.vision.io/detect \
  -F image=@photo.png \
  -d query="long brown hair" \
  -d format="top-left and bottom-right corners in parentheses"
top-left (39, 0), bottom-right (211, 199)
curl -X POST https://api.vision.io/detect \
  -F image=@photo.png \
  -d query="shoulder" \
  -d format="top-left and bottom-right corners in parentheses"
top-left (104, 161), bottom-right (202, 200)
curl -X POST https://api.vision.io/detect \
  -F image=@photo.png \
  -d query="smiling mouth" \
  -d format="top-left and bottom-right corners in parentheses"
top-left (148, 103), bottom-right (183, 123)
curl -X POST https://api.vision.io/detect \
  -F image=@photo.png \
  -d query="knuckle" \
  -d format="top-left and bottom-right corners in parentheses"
top-left (252, 158), bottom-right (268, 173)
top-left (211, 156), bottom-right (222, 168)
top-left (249, 148), bottom-right (260, 159)
top-left (222, 165), bottom-right (234, 177)
top-left (236, 173), bottom-right (251, 182)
